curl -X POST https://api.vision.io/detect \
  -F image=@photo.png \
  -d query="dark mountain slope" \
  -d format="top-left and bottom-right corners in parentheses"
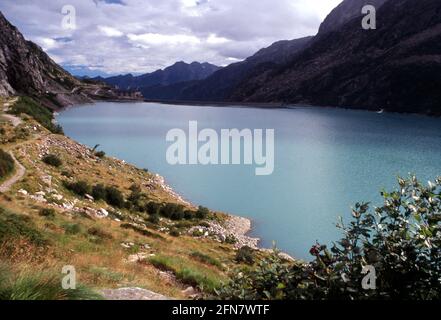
top-left (101, 61), bottom-right (221, 90)
top-left (141, 36), bottom-right (312, 101)
top-left (232, 0), bottom-right (441, 115)
top-left (0, 11), bottom-right (93, 107)
top-left (318, 0), bottom-right (387, 35)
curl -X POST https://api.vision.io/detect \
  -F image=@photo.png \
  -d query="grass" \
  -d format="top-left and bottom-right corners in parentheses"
top-left (149, 255), bottom-right (225, 292)
top-left (0, 262), bottom-right (102, 300)
top-left (0, 207), bottom-right (47, 246)
top-left (7, 97), bottom-right (63, 134)
top-left (190, 251), bottom-right (223, 269)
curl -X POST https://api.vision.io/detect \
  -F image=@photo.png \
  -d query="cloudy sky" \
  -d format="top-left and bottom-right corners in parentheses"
top-left (0, 0), bottom-right (342, 76)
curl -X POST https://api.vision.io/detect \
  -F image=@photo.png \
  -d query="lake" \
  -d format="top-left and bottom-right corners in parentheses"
top-left (57, 102), bottom-right (441, 260)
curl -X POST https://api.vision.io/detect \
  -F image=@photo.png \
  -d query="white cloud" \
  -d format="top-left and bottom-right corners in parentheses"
top-left (98, 25), bottom-right (124, 37)
top-left (0, 0), bottom-right (343, 75)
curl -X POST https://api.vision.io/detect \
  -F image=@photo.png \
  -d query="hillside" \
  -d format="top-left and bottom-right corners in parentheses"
top-left (232, 0), bottom-right (441, 115)
top-left (0, 12), bottom-right (135, 109)
top-left (139, 36), bottom-right (312, 101)
top-left (0, 96), bottom-right (265, 299)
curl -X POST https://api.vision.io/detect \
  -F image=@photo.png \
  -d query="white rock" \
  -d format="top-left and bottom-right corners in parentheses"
top-left (18, 189), bottom-right (28, 196)
top-left (96, 208), bottom-right (109, 218)
top-left (52, 194), bottom-right (63, 201)
top-left (85, 194), bottom-right (94, 201)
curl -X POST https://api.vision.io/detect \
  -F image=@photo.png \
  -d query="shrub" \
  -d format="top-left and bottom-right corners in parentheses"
top-left (64, 181), bottom-right (92, 197)
top-left (104, 186), bottom-right (124, 208)
top-left (145, 202), bottom-right (160, 215)
top-left (184, 210), bottom-right (195, 220)
top-left (196, 206), bottom-right (210, 220)
top-left (120, 223), bottom-right (165, 240)
top-left (39, 208), bottom-right (56, 219)
top-left (42, 154), bottom-right (62, 167)
top-left (91, 184), bottom-right (107, 201)
top-left (0, 149), bottom-right (14, 179)
top-left (160, 203), bottom-right (185, 220)
top-left (147, 214), bottom-right (160, 224)
top-left (218, 176), bottom-right (441, 300)
top-left (170, 228), bottom-right (180, 237)
top-left (63, 223), bottom-right (82, 235)
top-left (94, 151), bottom-right (106, 158)
top-left (87, 227), bottom-right (113, 241)
top-left (235, 246), bottom-right (255, 265)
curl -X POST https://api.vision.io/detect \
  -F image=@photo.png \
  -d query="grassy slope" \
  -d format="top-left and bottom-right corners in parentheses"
top-left (0, 97), bottom-right (242, 299)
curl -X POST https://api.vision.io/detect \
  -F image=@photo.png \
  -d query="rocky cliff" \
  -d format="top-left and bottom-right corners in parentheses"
top-left (232, 0), bottom-right (441, 115)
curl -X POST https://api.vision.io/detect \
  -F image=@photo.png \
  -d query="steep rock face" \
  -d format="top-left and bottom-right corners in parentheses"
top-left (0, 11), bottom-right (91, 107)
top-left (101, 61), bottom-right (221, 91)
top-left (232, 0), bottom-right (441, 115)
top-left (141, 36), bottom-right (312, 101)
top-left (318, 0), bottom-right (388, 35)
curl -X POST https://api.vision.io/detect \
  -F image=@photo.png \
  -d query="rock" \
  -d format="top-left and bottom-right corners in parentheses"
top-left (181, 286), bottom-right (196, 297)
top-left (101, 288), bottom-right (170, 300)
top-left (127, 252), bottom-right (149, 263)
top-left (85, 194), bottom-right (94, 201)
top-left (18, 189), bottom-right (28, 195)
top-left (52, 194), bottom-right (63, 201)
top-left (35, 191), bottom-right (46, 196)
top-left (41, 175), bottom-right (52, 186)
top-left (96, 208), bottom-right (109, 219)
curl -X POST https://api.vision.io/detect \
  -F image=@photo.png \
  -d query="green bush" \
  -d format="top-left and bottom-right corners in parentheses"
top-left (217, 176), bottom-right (441, 300)
top-left (105, 186), bottom-right (125, 208)
top-left (91, 184), bottom-right (107, 201)
top-left (64, 181), bottom-right (92, 197)
top-left (147, 214), bottom-right (160, 224)
top-left (160, 203), bottom-right (185, 220)
top-left (42, 154), bottom-right (62, 167)
top-left (145, 202), bottom-right (160, 215)
top-left (94, 151), bottom-right (106, 158)
top-left (0, 149), bottom-right (14, 179)
top-left (196, 206), bottom-right (210, 219)
top-left (235, 246), bottom-right (255, 265)
top-left (39, 208), bottom-right (56, 219)
top-left (8, 97), bottom-right (63, 134)
top-left (63, 223), bottom-right (82, 235)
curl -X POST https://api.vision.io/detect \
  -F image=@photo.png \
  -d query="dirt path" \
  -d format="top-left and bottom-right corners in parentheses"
top-left (1, 97), bottom-right (26, 193)
top-left (0, 151), bottom-right (26, 193)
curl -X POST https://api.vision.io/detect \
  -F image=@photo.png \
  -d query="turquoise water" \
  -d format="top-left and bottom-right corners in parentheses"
top-left (57, 102), bottom-right (441, 260)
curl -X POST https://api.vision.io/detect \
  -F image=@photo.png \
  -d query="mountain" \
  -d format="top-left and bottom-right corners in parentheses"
top-left (232, 0), bottom-right (441, 115)
top-left (99, 61), bottom-right (221, 91)
top-left (318, 0), bottom-right (387, 35)
top-left (0, 12), bottom-right (94, 107)
top-left (140, 36), bottom-right (312, 101)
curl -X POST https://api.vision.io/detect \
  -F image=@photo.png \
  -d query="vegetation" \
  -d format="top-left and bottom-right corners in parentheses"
top-left (149, 255), bottom-right (223, 292)
top-left (42, 154), bottom-right (62, 167)
top-left (0, 263), bottom-right (101, 300)
top-left (190, 251), bottom-right (223, 269)
top-left (38, 208), bottom-right (56, 219)
top-left (64, 180), bottom-right (92, 197)
top-left (0, 207), bottom-right (47, 246)
top-left (8, 97), bottom-right (63, 134)
top-left (196, 206), bottom-right (210, 219)
top-left (235, 246), bottom-right (255, 265)
top-left (0, 149), bottom-right (14, 179)
top-left (94, 151), bottom-right (106, 158)
top-left (217, 176), bottom-right (441, 300)
top-left (104, 186), bottom-right (125, 208)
